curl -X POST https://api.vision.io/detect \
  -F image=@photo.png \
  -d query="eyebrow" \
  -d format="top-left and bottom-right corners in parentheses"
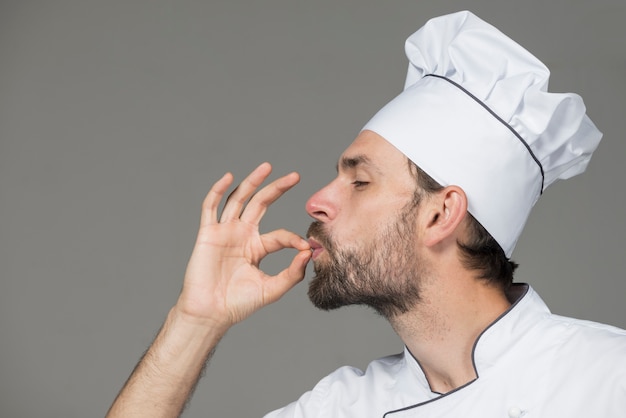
top-left (336, 154), bottom-right (382, 174)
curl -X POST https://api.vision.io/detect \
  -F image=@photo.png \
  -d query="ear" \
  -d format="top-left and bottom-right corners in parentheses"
top-left (421, 185), bottom-right (468, 248)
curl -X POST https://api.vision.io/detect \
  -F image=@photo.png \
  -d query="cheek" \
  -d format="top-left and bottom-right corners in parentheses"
top-left (328, 188), bottom-right (413, 241)
top-left (332, 214), bottom-right (384, 248)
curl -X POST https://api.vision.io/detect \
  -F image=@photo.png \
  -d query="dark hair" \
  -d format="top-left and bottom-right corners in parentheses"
top-left (408, 160), bottom-right (518, 290)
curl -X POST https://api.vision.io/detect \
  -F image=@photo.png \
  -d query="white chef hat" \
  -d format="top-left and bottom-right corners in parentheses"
top-left (362, 10), bottom-right (602, 257)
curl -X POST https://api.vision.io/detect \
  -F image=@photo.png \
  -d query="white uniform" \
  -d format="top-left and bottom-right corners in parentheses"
top-left (265, 284), bottom-right (626, 417)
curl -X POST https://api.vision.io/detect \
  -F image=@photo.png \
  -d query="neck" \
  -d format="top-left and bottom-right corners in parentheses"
top-left (389, 273), bottom-right (511, 394)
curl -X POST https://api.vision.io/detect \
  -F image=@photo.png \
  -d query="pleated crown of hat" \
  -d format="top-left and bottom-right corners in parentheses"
top-left (362, 10), bottom-right (602, 257)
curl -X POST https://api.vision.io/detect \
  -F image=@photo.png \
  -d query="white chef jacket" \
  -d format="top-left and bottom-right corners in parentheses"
top-left (265, 284), bottom-right (626, 417)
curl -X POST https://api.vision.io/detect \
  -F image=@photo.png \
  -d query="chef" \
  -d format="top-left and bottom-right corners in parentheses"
top-left (265, 10), bottom-right (625, 417)
top-left (107, 11), bottom-right (626, 418)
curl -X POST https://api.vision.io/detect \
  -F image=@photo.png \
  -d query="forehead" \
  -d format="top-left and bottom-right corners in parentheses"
top-left (338, 130), bottom-right (408, 171)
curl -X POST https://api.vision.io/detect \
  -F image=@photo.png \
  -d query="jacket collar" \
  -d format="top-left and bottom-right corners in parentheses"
top-left (403, 283), bottom-right (550, 391)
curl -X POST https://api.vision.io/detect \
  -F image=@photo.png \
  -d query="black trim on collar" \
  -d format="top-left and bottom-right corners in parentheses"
top-left (382, 284), bottom-right (530, 417)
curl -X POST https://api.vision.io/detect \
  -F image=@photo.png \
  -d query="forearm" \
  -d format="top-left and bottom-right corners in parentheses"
top-left (107, 306), bottom-right (228, 418)
top-left (107, 165), bottom-right (310, 416)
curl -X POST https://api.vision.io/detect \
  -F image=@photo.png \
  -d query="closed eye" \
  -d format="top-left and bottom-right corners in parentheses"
top-left (352, 180), bottom-right (369, 188)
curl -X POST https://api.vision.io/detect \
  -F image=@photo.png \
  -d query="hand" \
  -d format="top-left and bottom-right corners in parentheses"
top-left (176, 162), bottom-right (312, 330)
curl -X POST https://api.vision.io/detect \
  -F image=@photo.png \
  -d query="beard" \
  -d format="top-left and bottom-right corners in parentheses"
top-left (306, 206), bottom-right (426, 319)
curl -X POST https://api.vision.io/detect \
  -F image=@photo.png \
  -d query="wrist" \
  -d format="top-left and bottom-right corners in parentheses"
top-left (167, 303), bottom-right (231, 342)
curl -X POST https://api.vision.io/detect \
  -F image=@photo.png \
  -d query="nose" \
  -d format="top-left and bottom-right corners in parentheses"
top-left (306, 180), bottom-right (338, 222)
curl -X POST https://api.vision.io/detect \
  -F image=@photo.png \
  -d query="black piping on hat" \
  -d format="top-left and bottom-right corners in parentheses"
top-left (424, 74), bottom-right (545, 193)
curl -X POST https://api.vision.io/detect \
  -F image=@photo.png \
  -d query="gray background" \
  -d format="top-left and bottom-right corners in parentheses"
top-left (1, 0), bottom-right (624, 416)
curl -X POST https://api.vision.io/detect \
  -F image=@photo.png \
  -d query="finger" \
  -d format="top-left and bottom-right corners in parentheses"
top-left (239, 171), bottom-right (300, 225)
top-left (220, 162), bottom-right (273, 222)
top-left (200, 172), bottom-right (234, 227)
top-left (263, 249), bottom-right (312, 305)
top-left (260, 229), bottom-right (311, 256)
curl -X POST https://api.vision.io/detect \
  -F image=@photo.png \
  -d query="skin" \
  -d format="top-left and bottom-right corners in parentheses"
top-left (306, 132), bottom-right (425, 317)
top-left (307, 131), bottom-right (511, 391)
top-left (107, 163), bottom-right (312, 417)
top-left (107, 130), bottom-right (511, 416)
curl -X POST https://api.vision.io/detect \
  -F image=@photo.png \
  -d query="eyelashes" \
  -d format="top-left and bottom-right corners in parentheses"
top-left (352, 181), bottom-right (370, 188)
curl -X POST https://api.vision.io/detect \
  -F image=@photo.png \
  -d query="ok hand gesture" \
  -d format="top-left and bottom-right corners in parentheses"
top-left (177, 162), bottom-right (312, 331)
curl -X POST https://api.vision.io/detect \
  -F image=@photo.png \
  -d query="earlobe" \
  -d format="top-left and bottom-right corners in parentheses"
top-left (423, 186), bottom-right (468, 248)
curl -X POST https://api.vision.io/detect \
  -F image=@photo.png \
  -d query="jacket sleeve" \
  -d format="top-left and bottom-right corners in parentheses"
top-left (262, 365), bottom-right (365, 418)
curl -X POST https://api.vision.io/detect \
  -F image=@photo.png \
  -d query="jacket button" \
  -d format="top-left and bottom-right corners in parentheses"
top-left (508, 406), bottom-right (522, 418)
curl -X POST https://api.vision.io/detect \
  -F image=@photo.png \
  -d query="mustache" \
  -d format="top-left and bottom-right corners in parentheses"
top-left (306, 221), bottom-right (336, 253)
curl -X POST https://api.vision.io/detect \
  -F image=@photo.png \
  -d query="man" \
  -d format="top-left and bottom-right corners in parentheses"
top-left (108, 11), bottom-right (626, 417)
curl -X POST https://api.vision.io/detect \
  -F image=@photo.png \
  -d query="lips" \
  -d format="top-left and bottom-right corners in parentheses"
top-left (308, 238), bottom-right (324, 260)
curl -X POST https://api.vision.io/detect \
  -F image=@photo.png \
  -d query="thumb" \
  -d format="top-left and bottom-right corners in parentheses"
top-left (263, 249), bottom-right (311, 304)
